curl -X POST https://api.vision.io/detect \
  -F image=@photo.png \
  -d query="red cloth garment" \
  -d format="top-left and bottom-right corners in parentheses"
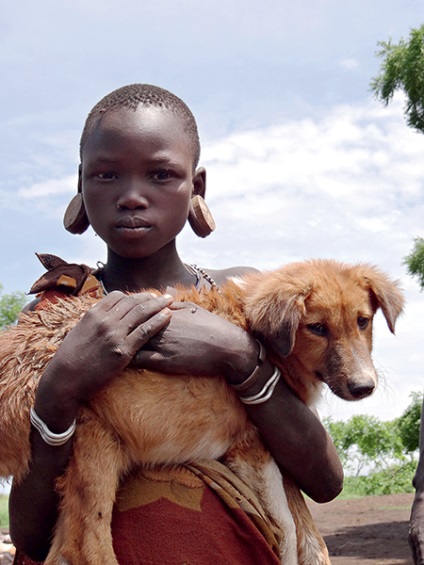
top-left (111, 462), bottom-right (282, 565)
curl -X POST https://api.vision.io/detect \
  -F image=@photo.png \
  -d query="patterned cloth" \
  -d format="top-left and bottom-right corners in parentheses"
top-left (110, 461), bottom-right (281, 564)
top-left (12, 256), bottom-right (283, 564)
top-left (13, 461), bottom-right (281, 564)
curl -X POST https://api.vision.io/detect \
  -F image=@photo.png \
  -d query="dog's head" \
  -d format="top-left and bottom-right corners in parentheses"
top-left (241, 259), bottom-right (405, 404)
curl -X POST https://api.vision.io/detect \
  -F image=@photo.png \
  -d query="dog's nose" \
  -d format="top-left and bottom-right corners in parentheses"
top-left (348, 382), bottom-right (376, 399)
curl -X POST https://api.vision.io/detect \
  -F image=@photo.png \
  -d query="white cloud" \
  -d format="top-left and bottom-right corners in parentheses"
top-left (340, 57), bottom-right (360, 70)
top-left (18, 175), bottom-right (76, 198)
top-left (178, 97), bottom-right (424, 422)
top-left (199, 97), bottom-right (423, 269)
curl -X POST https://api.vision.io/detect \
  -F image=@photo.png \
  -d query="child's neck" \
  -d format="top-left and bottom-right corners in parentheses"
top-left (101, 245), bottom-right (197, 293)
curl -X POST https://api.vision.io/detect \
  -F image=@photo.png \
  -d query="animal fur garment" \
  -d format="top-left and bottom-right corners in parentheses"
top-left (0, 259), bottom-right (405, 565)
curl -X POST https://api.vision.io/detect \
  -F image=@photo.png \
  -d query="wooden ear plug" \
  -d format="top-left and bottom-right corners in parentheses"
top-left (188, 195), bottom-right (216, 238)
top-left (63, 194), bottom-right (90, 234)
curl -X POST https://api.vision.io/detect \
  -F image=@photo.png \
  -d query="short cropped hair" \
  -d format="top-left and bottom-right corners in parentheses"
top-left (80, 84), bottom-right (201, 167)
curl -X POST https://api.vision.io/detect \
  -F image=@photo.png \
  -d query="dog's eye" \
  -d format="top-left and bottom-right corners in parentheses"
top-left (357, 317), bottom-right (369, 330)
top-left (307, 323), bottom-right (328, 337)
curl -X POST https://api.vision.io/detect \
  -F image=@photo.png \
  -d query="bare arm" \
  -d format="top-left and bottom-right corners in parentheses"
top-left (9, 291), bottom-right (173, 561)
top-left (9, 427), bottom-right (74, 561)
top-left (409, 397), bottom-right (424, 565)
top-left (222, 345), bottom-right (343, 502)
top-left (242, 375), bottom-right (343, 502)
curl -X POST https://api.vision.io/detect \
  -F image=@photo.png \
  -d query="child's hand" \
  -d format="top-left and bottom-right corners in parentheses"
top-left (35, 291), bottom-right (173, 424)
top-left (131, 301), bottom-right (258, 383)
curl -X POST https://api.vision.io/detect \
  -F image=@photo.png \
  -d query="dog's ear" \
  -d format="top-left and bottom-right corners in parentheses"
top-left (242, 271), bottom-right (311, 357)
top-left (357, 265), bottom-right (405, 334)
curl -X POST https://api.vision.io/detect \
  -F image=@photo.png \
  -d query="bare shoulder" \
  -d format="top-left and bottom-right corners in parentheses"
top-left (203, 266), bottom-right (259, 287)
top-left (21, 298), bottom-right (40, 314)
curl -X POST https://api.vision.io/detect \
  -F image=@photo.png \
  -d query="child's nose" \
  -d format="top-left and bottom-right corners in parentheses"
top-left (116, 180), bottom-right (149, 210)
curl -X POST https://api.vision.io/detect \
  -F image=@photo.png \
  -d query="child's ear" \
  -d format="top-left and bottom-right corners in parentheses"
top-left (63, 165), bottom-right (90, 234)
top-left (192, 167), bottom-right (207, 198)
top-left (188, 167), bottom-right (215, 238)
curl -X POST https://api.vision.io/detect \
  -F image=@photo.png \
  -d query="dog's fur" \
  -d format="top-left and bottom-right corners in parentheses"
top-left (0, 259), bottom-right (404, 565)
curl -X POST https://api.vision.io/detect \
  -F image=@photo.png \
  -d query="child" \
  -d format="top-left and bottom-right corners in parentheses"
top-left (8, 84), bottom-right (343, 564)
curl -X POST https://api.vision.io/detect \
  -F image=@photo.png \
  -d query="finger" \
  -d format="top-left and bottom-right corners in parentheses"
top-left (87, 291), bottom-right (153, 319)
top-left (90, 290), bottom-right (127, 312)
top-left (130, 348), bottom-right (164, 370)
top-left (80, 294), bottom-right (136, 329)
top-left (125, 309), bottom-right (173, 354)
top-left (102, 290), bottom-right (160, 311)
top-left (120, 294), bottom-right (173, 330)
top-left (168, 301), bottom-right (199, 312)
top-left (92, 292), bottom-right (171, 325)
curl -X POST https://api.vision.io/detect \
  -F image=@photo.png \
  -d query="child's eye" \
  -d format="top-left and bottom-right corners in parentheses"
top-left (149, 169), bottom-right (173, 182)
top-left (96, 172), bottom-right (118, 180)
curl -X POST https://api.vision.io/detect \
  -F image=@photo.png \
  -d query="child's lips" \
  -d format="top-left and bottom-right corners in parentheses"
top-left (115, 216), bottom-right (152, 236)
top-left (115, 216), bottom-right (152, 229)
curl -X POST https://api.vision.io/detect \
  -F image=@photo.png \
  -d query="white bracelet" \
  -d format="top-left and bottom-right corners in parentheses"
top-left (239, 367), bottom-right (281, 405)
top-left (30, 407), bottom-right (76, 446)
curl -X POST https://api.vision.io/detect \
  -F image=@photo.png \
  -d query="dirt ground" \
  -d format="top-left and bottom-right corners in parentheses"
top-left (307, 492), bottom-right (414, 564)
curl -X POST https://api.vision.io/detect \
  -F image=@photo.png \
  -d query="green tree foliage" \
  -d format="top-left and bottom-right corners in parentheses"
top-left (324, 392), bottom-right (423, 496)
top-left (404, 237), bottom-right (424, 291)
top-left (371, 29), bottom-right (424, 287)
top-left (343, 461), bottom-right (417, 497)
top-left (0, 283), bottom-right (27, 328)
top-left (397, 391), bottom-right (423, 454)
top-left (325, 415), bottom-right (404, 476)
top-left (0, 495), bottom-right (9, 528)
top-left (371, 25), bottom-right (424, 133)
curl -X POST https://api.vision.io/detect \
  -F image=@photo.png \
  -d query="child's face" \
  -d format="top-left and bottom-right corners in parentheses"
top-left (80, 105), bottom-right (199, 259)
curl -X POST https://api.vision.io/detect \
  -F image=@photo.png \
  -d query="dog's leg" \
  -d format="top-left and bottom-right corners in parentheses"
top-left (259, 457), bottom-right (298, 564)
top-left (46, 411), bottom-right (130, 565)
top-left (223, 430), bottom-right (298, 565)
top-left (284, 476), bottom-right (331, 565)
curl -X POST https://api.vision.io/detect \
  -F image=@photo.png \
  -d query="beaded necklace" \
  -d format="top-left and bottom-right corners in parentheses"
top-left (96, 262), bottom-right (218, 295)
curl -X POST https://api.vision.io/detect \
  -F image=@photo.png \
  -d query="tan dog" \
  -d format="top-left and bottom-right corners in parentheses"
top-left (0, 259), bottom-right (404, 565)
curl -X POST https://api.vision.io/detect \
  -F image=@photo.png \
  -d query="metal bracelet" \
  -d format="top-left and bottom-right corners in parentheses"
top-left (238, 367), bottom-right (281, 405)
top-left (30, 406), bottom-right (76, 447)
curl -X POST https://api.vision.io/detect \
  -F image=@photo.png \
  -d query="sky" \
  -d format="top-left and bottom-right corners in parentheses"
top-left (1, 0), bottom-right (424, 426)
